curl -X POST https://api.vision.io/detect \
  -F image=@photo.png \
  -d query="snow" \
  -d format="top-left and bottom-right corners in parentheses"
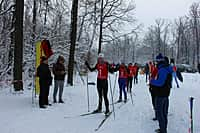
top-left (0, 72), bottom-right (200, 133)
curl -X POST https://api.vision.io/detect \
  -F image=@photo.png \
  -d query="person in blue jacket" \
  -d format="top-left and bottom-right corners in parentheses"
top-left (150, 53), bottom-right (173, 133)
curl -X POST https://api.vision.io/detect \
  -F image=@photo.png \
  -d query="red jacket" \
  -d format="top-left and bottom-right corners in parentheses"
top-left (173, 66), bottom-right (177, 72)
top-left (119, 65), bottom-right (128, 78)
top-left (128, 65), bottom-right (135, 77)
top-left (150, 66), bottom-right (158, 80)
top-left (96, 63), bottom-right (108, 80)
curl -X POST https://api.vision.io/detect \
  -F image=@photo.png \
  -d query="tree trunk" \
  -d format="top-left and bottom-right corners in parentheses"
top-left (194, 17), bottom-right (199, 65)
top-left (13, 0), bottom-right (24, 91)
top-left (32, 0), bottom-right (37, 42)
top-left (8, 9), bottom-right (15, 74)
top-left (44, 0), bottom-right (48, 26)
top-left (67, 0), bottom-right (79, 86)
top-left (98, 0), bottom-right (104, 54)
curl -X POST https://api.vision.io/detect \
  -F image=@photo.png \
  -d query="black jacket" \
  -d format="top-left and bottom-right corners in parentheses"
top-left (37, 63), bottom-right (52, 86)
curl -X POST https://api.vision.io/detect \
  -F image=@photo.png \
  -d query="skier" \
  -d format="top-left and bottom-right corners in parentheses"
top-left (145, 63), bottom-right (150, 82)
top-left (149, 61), bottom-right (154, 78)
top-left (133, 63), bottom-right (139, 84)
top-left (150, 53), bottom-right (173, 133)
top-left (170, 59), bottom-right (179, 88)
top-left (85, 53), bottom-right (113, 115)
top-left (127, 63), bottom-right (134, 93)
top-left (114, 62), bottom-right (128, 102)
top-left (52, 55), bottom-right (66, 103)
top-left (149, 61), bottom-right (158, 121)
top-left (36, 56), bottom-right (52, 109)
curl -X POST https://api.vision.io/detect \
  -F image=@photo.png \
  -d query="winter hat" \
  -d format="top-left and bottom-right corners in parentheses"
top-left (156, 53), bottom-right (164, 62)
top-left (98, 53), bottom-right (104, 58)
top-left (58, 55), bottom-right (65, 62)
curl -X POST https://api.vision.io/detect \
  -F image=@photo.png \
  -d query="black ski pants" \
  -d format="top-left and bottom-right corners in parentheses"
top-left (127, 77), bottom-right (133, 92)
top-left (39, 80), bottom-right (50, 107)
top-left (96, 79), bottom-right (109, 111)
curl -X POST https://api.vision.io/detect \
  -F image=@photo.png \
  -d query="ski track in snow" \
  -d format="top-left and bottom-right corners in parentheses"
top-left (0, 73), bottom-right (200, 133)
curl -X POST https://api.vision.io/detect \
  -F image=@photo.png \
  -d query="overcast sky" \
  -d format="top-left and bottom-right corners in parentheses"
top-left (134, 0), bottom-right (199, 28)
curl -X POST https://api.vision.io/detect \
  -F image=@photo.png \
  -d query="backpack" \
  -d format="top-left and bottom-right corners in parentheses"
top-left (165, 72), bottom-right (172, 89)
top-left (176, 70), bottom-right (183, 82)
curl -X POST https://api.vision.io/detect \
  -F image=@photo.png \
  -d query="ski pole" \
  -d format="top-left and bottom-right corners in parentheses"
top-left (109, 75), bottom-right (115, 119)
top-left (189, 97), bottom-right (194, 133)
top-left (129, 86), bottom-right (134, 105)
top-left (112, 73), bottom-right (118, 97)
top-left (86, 73), bottom-right (90, 112)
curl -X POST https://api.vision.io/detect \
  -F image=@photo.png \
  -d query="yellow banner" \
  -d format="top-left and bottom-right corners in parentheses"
top-left (35, 41), bottom-right (45, 95)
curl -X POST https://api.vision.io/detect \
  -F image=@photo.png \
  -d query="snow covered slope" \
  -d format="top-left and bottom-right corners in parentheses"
top-left (0, 73), bottom-right (200, 133)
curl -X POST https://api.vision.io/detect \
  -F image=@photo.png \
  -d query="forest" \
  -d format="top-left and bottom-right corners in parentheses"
top-left (0, 0), bottom-right (199, 90)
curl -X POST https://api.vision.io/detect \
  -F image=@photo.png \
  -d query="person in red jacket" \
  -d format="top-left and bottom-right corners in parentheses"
top-left (150, 62), bottom-right (158, 80)
top-left (114, 62), bottom-right (128, 102)
top-left (127, 63), bottom-right (134, 93)
top-left (85, 53), bottom-right (113, 115)
top-left (149, 62), bottom-right (158, 121)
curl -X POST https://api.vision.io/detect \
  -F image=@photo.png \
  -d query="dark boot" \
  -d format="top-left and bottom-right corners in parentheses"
top-left (59, 99), bottom-right (64, 103)
top-left (152, 117), bottom-right (157, 121)
top-left (53, 99), bottom-right (57, 103)
top-left (155, 129), bottom-right (161, 133)
top-left (40, 105), bottom-right (47, 109)
top-left (124, 95), bottom-right (127, 103)
top-left (105, 109), bottom-right (110, 116)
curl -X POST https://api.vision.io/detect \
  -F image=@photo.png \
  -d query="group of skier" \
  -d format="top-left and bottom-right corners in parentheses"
top-left (85, 53), bottom-right (140, 115)
top-left (36, 51), bottom-right (180, 133)
top-left (85, 52), bottom-right (180, 133)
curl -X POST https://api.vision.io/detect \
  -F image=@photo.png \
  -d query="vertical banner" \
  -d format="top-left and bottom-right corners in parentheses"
top-left (35, 40), bottom-right (53, 95)
top-left (35, 41), bottom-right (44, 95)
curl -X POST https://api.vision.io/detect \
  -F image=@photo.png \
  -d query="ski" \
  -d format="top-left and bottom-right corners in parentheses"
top-left (114, 99), bottom-right (129, 105)
top-left (64, 111), bottom-right (102, 119)
top-left (94, 112), bottom-right (112, 131)
top-left (94, 100), bottom-right (129, 131)
top-left (80, 111), bottom-right (102, 116)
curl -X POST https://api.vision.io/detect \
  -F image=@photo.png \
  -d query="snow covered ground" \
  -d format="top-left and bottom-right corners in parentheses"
top-left (0, 72), bottom-right (200, 133)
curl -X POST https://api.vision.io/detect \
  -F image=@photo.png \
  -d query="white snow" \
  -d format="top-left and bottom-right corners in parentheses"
top-left (0, 72), bottom-right (200, 133)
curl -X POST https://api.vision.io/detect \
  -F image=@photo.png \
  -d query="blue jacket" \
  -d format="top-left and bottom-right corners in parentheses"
top-left (150, 64), bottom-right (173, 97)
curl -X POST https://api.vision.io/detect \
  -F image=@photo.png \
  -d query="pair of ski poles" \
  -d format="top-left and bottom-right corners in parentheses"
top-left (85, 72), bottom-right (117, 119)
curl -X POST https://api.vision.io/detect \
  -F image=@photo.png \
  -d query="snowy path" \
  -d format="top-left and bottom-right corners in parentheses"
top-left (0, 73), bottom-right (200, 133)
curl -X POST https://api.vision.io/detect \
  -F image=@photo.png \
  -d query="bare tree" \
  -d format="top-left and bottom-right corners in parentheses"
top-left (67, 0), bottom-right (79, 86)
top-left (13, 0), bottom-right (24, 91)
top-left (190, 3), bottom-right (200, 65)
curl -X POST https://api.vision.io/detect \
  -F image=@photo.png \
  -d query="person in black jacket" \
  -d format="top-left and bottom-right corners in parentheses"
top-left (53, 56), bottom-right (66, 103)
top-left (37, 56), bottom-right (52, 109)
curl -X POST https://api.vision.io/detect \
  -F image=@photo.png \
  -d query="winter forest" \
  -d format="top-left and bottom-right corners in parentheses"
top-left (1, 0), bottom-right (200, 133)
top-left (0, 0), bottom-right (199, 90)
